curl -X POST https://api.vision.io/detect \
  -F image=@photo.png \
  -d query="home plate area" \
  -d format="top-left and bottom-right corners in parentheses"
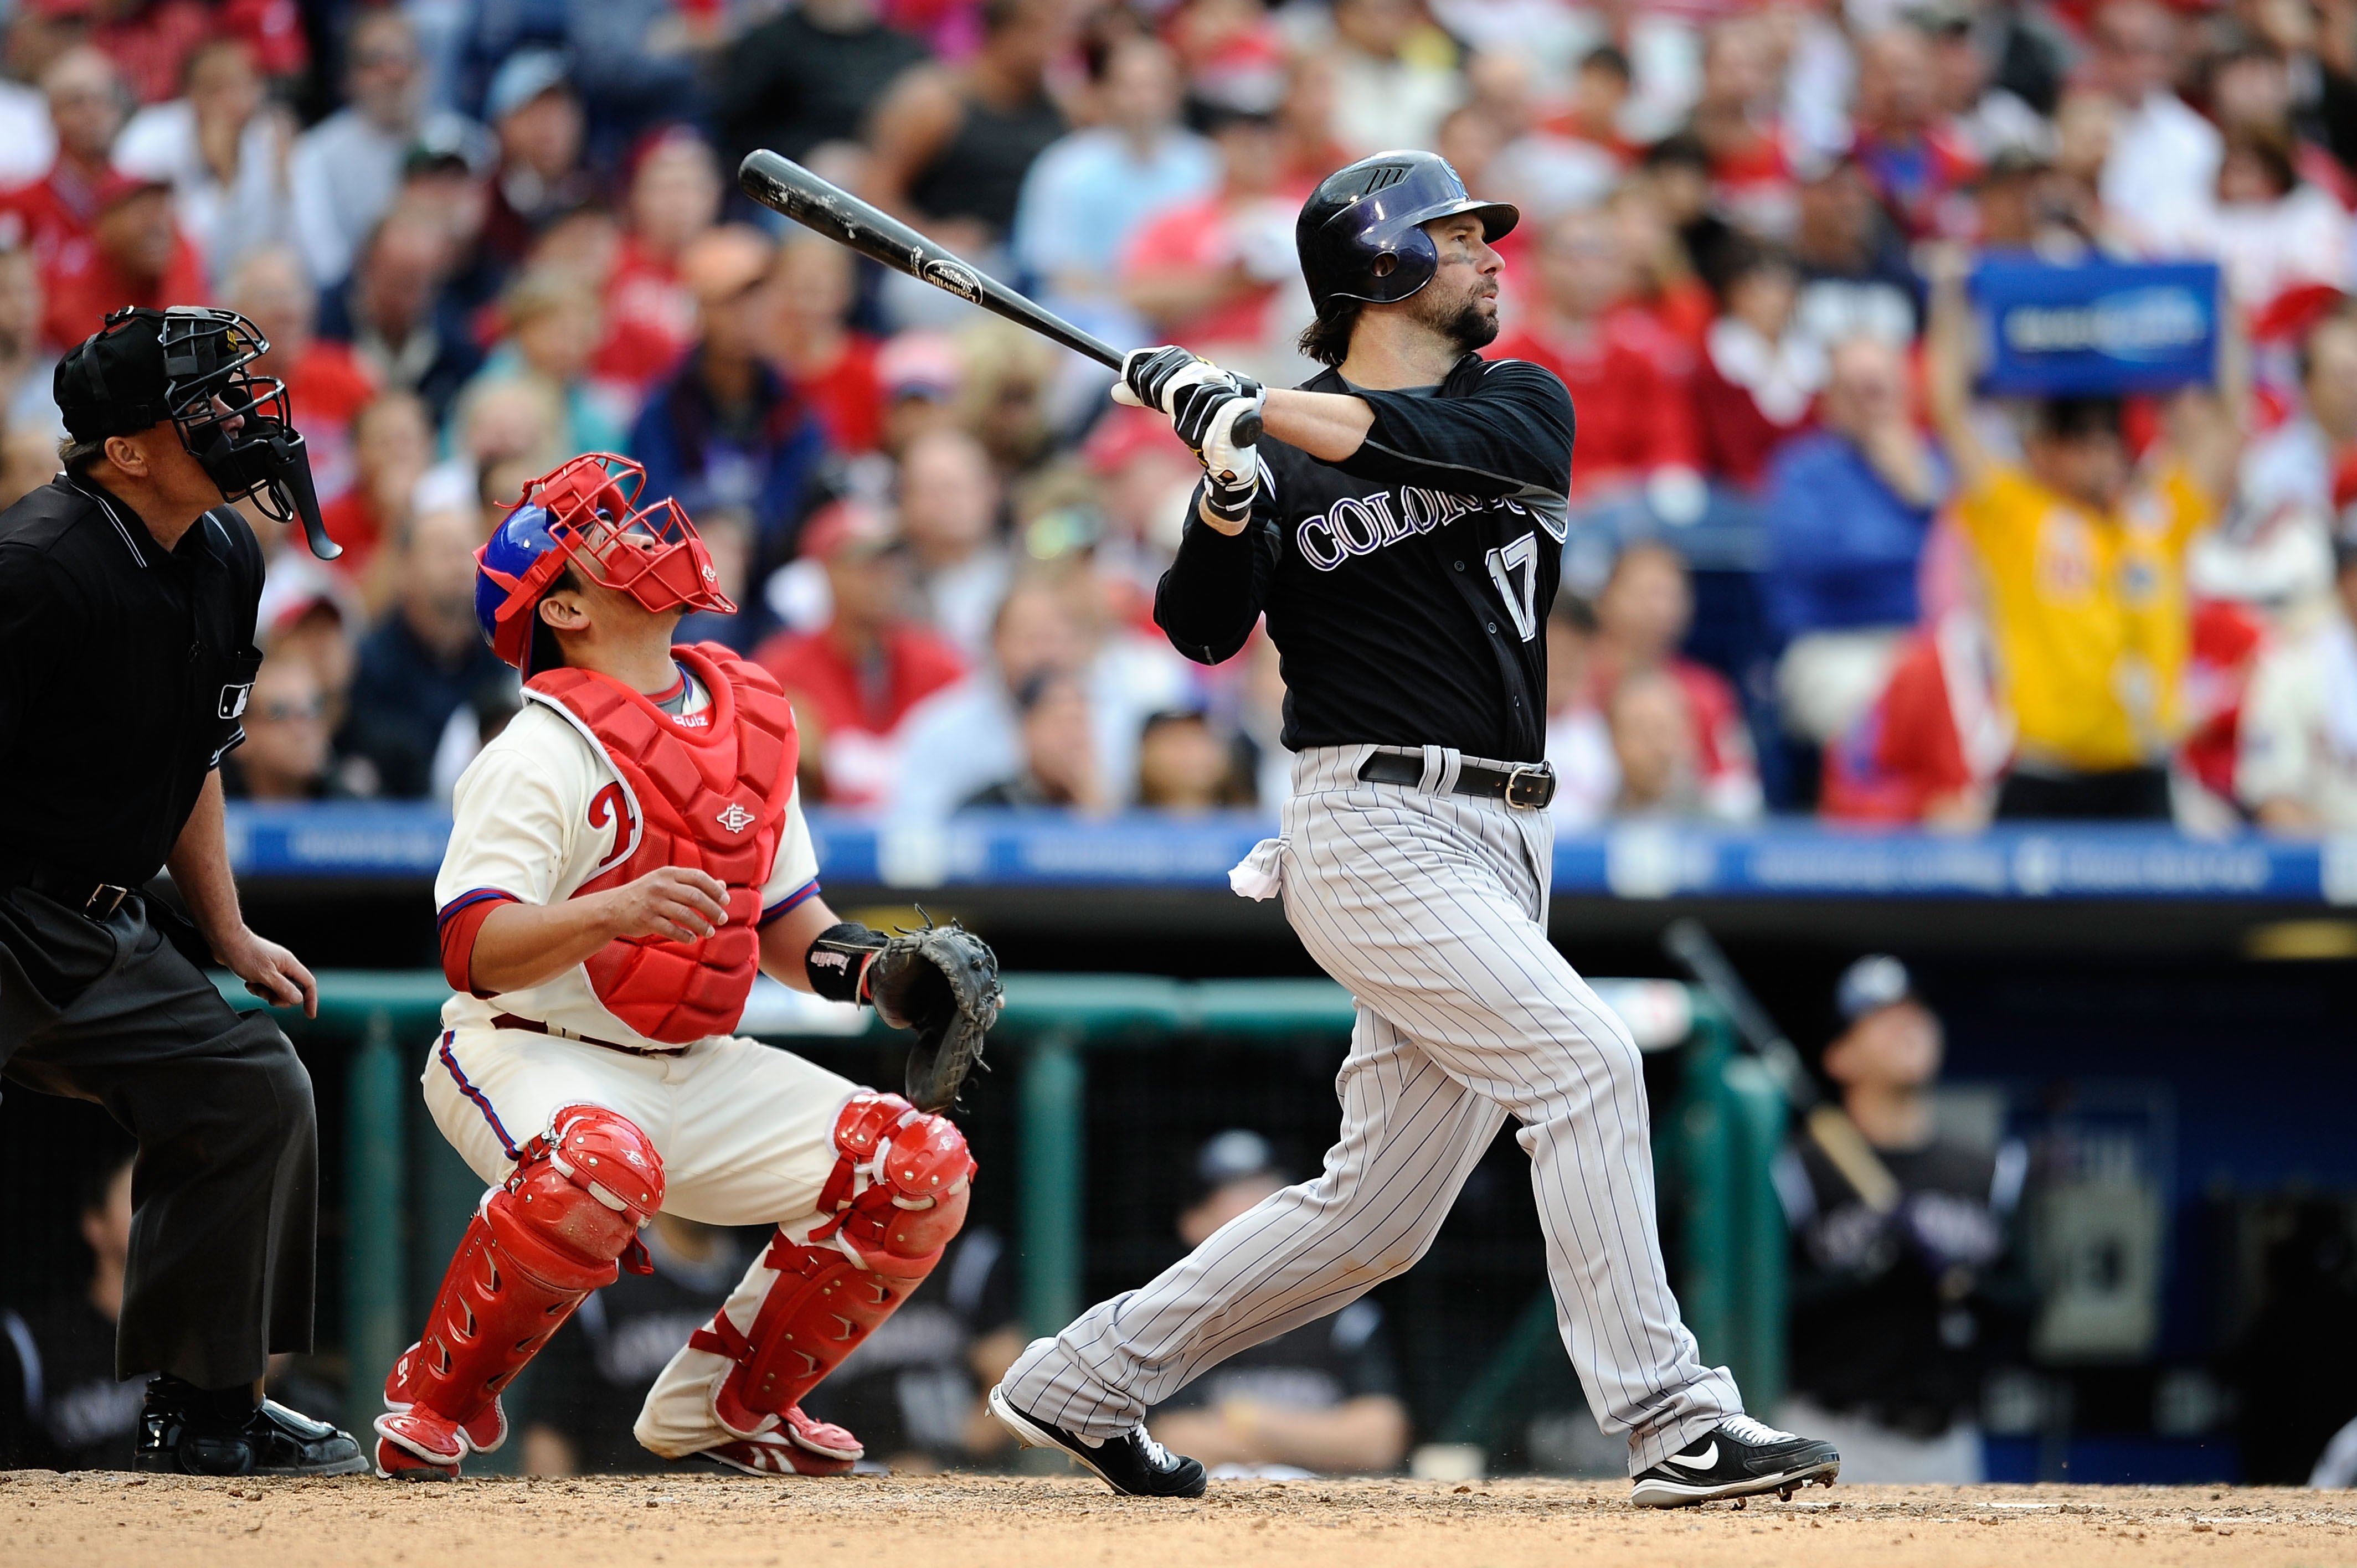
top-left (7, 1472), bottom-right (2357, 1567)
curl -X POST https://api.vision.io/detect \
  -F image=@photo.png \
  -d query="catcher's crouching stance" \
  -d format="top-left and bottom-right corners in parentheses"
top-left (373, 455), bottom-right (1001, 1480)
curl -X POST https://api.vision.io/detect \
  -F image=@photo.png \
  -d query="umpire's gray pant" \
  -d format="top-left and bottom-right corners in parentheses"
top-left (1002, 744), bottom-right (1743, 1472)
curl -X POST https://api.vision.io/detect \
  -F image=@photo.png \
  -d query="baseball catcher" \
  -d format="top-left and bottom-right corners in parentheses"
top-left (371, 453), bottom-right (999, 1480)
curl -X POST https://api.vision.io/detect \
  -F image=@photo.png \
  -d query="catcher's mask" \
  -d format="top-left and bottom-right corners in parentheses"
top-left (53, 305), bottom-right (339, 560)
top-left (474, 452), bottom-right (736, 675)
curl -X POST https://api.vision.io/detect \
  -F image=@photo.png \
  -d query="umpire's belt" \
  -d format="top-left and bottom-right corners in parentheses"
top-left (490, 1012), bottom-right (690, 1058)
top-left (1357, 750), bottom-right (1556, 810)
top-left (16, 868), bottom-right (137, 920)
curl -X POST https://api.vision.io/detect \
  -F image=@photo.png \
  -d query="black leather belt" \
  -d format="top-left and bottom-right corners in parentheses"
top-left (18, 869), bottom-right (137, 920)
top-left (1357, 751), bottom-right (1557, 809)
top-left (491, 1012), bottom-right (689, 1058)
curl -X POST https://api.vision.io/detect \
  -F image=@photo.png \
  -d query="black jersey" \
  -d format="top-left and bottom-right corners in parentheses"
top-left (1154, 354), bottom-right (1573, 762)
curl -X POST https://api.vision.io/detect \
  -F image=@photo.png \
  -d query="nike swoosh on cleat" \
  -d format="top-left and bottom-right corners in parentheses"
top-left (1666, 1443), bottom-right (1718, 1469)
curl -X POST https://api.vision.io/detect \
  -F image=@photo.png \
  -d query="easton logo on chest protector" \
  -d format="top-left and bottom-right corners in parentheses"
top-left (530, 644), bottom-right (800, 1043)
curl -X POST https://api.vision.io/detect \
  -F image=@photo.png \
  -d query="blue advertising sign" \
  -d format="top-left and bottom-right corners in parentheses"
top-left (1970, 259), bottom-right (2221, 395)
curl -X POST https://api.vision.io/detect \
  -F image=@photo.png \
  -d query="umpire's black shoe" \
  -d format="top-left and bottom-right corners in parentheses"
top-left (137, 1381), bottom-right (369, 1477)
top-left (987, 1384), bottom-right (1207, 1498)
top-left (1628, 1415), bottom-right (1840, 1508)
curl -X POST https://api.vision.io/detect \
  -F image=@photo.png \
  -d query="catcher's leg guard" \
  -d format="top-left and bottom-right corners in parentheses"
top-left (691, 1091), bottom-right (973, 1445)
top-left (376, 1106), bottom-right (662, 1477)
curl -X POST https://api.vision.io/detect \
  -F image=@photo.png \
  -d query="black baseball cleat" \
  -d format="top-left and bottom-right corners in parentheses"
top-left (1628, 1415), bottom-right (1840, 1508)
top-left (137, 1381), bottom-right (369, 1477)
top-left (987, 1383), bottom-right (1207, 1498)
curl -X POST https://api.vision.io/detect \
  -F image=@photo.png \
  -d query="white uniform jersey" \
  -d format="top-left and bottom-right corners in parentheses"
top-left (433, 675), bottom-right (821, 1051)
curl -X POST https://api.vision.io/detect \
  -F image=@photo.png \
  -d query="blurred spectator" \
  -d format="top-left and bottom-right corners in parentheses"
top-left (447, 376), bottom-right (564, 496)
top-left (1774, 956), bottom-right (2020, 1485)
top-left (2238, 537), bottom-right (2357, 832)
top-left (225, 245), bottom-right (377, 508)
top-left (1683, 16), bottom-right (1795, 244)
top-left (1079, 405), bottom-right (1193, 617)
top-left (900, 426), bottom-right (1012, 664)
top-left (316, 391), bottom-right (426, 568)
top-left (39, 171), bottom-right (206, 352)
top-left (220, 656), bottom-right (344, 801)
top-left (479, 49), bottom-right (592, 271)
top-left (716, 0), bottom-right (930, 172)
top-left (796, 1226), bottom-right (1024, 1472)
top-left (289, 9), bottom-right (480, 289)
top-left (0, 3), bottom-right (74, 188)
top-left (1136, 708), bottom-right (1250, 811)
top-left (630, 224), bottom-right (826, 582)
top-left (1144, 1131), bottom-right (1410, 1476)
top-left (895, 576), bottom-right (1073, 818)
top-left (0, 240), bottom-right (61, 439)
top-left (522, 1213), bottom-right (742, 1476)
top-left (867, 0), bottom-right (1073, 259)
top-left (961, 668), bottom-right (1110, 812)
top-left (1275, 51), bottom-right (1350, 192)
top-left (1591, 540), bottom-right (1762, 821)
top-left (1320, 0), bottom-right (1461, 158)
top-left (1923, 3), bottom-right (2051, 166)
top-left (771, 236), bottom-right (884, 456)
top-left (340, 504), bottom-right (511, 799)
top-left (0, 421), bottom-right (58, 508)
top-left (89, 0), bottom-right (209, 106)
top-left (2090, 0), bottom-right (2220, 255)
top-left (1121, 100), bottom-right (1306, 383)
top-left (0, 45), bottom-right (128, 288)
top-left (1789, 153), bottom-right (1919, 351)
top-left (1848, 25), bottom-right (1977, 243)
top-left (2171, 127), bottom-right (2350, 314)
top-left (1607, 666), bottom-right (1705, 818)
top-left (1820, 605), bottom-right (2010, 829)
top-left (1607, 173), bottom-right (1715, 349)
top-left (1925, 251), bottom-right (2232, 821)
top-left (395, 123), bottom-right (501, 320)
top-left (110, 35), bottom-right (293, 287)
top-left (2242, 312), bottom-right (2357, 527)
top-left (876, 331), bottom-right (964, 457)
top-left (593, 129), bottom-right (721, 396)
top-left (323, 207), bottom-right (482, 425)
top-left (753, 500), bottom-right (967, 807)
top-left (462, 266), bottom-right (627, 458)
top-left (1492, 205), bottom-right (1699, 498)
top-left (1011, 35), bottom-right (1216, 341)
top-left (1544, 592), bottom-right (1614, 829)
top-left (1692, 238), bottom-right (1823, 487)
top-left (0, 1149), bottom-right (141, 1469)
top-left (1764, 336), bottom-right (1946, 746)
top-left (263, 591), bottom-right (360, 745)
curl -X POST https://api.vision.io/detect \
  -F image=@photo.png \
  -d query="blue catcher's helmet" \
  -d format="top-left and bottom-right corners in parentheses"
top-left (474, 452), bottom-right (732, 675)
top-left (1295, 151), bottom-right (1519, 314)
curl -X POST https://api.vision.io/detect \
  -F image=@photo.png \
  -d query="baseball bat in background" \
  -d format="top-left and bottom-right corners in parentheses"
top-left (737, 149), bottom-right (1263, 458)
top-left (1660, 917), bottom-right (1902, 1214)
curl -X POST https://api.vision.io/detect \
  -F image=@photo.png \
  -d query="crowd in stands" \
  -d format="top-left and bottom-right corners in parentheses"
top-left (16, 0), bottom-right (2357, 831)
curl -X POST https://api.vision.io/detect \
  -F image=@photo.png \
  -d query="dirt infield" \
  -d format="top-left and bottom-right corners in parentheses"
top-left (6, 1470), bottom-right (2356, 1568)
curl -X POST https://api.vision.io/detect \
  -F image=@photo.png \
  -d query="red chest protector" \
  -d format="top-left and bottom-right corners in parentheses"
top-left (528, 643), bottom-right (800, 1043)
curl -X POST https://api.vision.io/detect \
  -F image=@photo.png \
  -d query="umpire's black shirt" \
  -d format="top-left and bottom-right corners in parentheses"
top-left (1155, 353), bottom-right (1574, 762)
top-left (0, 477), bottom-right (264, 888)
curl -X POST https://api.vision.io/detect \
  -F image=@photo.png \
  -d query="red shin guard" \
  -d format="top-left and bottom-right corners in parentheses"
top-left (377, 1106), bottom-right (663, 1474)
top-left (691, 1092), bottom-right (974, 1443)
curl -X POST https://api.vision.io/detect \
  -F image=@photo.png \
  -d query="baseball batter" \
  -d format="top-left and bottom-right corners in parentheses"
top-left (372, 453), bottom-right (1000, 1481)
top-left (989, 152), bottom-right (1840, 1507)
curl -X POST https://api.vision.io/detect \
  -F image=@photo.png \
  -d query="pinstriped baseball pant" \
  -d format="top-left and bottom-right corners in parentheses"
top-left (1001, 744), bottom-right (1743, 1473)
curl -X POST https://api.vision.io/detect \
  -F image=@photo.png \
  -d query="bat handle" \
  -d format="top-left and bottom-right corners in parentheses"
top-left (1233, 410), bottom-right (1262, 446)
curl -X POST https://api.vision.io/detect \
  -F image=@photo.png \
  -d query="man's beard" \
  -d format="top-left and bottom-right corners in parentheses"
top-left (1413, 284), bottom-right (1500, 352)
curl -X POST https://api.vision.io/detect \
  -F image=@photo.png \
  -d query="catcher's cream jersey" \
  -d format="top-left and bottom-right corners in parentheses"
top-left (434, 678), bottom-right (820, 1051)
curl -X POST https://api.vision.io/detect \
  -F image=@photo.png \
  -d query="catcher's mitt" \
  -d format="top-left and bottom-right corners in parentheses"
top-left (866, 918), bottom-right (1003, 1113)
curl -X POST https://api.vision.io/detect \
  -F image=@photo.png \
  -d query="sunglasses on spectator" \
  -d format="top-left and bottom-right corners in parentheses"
top-left (258, 698), bottom-right (326, 723)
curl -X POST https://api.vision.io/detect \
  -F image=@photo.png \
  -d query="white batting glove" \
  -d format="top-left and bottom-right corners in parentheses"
top-left (1114, 345), bottom-right (1237, 415)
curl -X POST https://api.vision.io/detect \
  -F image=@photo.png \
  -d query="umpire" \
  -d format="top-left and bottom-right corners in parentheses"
top-left (0, 306), bottom-right (364, 1474)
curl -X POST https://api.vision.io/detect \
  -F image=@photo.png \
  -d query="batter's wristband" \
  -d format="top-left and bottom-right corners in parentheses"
top-left (806, 921), bottom-right (886, 1004)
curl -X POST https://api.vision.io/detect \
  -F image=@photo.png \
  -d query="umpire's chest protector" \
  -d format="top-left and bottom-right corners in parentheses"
top-left (527, 643), bottom-right (799, 1043)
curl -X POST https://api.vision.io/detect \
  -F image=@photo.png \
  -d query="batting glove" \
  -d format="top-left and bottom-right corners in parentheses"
top-left (1198, 469), bottom-right (1259, 534)
top-left (1113, 345), bottom-right (1238, 416)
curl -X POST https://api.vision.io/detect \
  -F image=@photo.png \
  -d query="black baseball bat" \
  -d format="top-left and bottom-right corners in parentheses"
top-left (1661, 917), bottom-right (1901, 1212)
top-left (737, 149), bottom-right (1262, 450)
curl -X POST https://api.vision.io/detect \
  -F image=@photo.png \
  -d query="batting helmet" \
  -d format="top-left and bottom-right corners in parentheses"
top-left (1295, 151), bottom-right (1519, 314)
top-left (474, 452), bottom-right (735, 675)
